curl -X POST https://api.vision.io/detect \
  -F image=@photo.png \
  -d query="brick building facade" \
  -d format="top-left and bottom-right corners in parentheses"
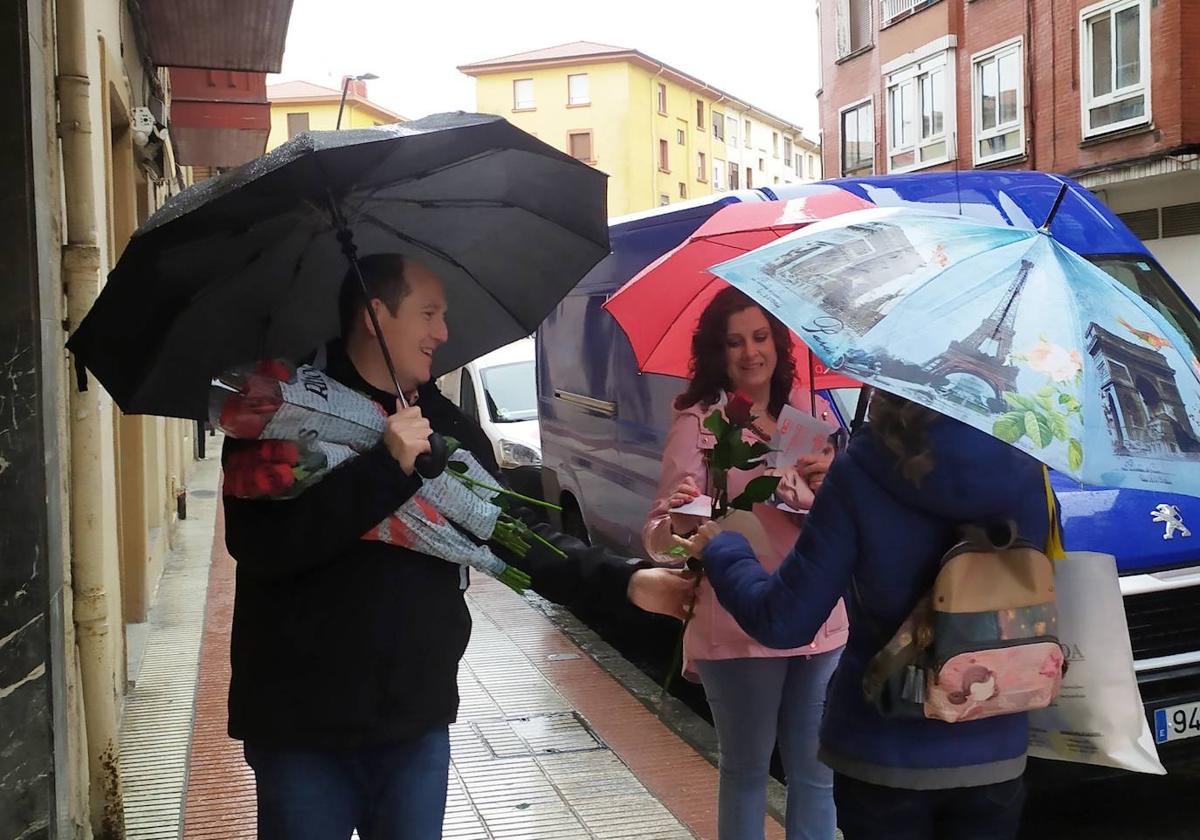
top-left (816, 0), bottom-right (1200, 301)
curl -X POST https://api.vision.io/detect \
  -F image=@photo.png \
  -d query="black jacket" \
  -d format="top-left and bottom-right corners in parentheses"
top-left (223, 346), bottom-right (646, 748)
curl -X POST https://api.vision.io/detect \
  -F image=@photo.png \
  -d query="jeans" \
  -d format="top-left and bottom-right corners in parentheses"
top-left (833, 773), bottom-right (1026, 840)
top-left (696, 650), bottom-right (842, 840)
top-left (243, 727), bottom-right (450, 840)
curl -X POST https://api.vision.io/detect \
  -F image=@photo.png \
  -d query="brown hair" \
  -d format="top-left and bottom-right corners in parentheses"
top-left (674, 286), bottom-right (795, 418)
top-left (867, 389), bottom-right (940, 485)
top-left (338, 253), bottom-right (410, 338)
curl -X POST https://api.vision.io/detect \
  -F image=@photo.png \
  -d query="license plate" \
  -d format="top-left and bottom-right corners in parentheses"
top-left (1154, 701), bottom-right (1200, 744)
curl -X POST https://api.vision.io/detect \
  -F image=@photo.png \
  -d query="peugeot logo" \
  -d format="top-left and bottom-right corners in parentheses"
top-left (1151, 504), bottom-right (1192, 540)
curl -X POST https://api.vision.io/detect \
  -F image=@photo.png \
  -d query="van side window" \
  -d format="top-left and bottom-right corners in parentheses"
top-left (460, 369), bottom-right (479, 421)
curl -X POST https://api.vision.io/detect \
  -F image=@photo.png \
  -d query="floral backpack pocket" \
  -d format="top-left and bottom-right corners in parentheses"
top-left (859, 521), bottom-right (1064, 723)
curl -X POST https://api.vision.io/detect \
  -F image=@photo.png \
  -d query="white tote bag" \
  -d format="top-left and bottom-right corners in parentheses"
top-left (1026, 550), bottom-right (1166, 774)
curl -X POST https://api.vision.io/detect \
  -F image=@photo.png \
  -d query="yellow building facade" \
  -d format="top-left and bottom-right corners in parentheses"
top-left (460, 42), bottom-right (821, 217)
top-left (267, 80), bottom-right (405, 151)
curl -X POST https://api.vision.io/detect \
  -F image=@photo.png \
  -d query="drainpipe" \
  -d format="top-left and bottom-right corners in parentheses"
top-left (651, 63), bottom-right (665, 208)
top-left (57, 0), bottom-right (126, 836)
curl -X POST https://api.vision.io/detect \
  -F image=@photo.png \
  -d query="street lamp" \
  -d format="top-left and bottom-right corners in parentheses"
top-left (336, 72), bottom-right (379, 130)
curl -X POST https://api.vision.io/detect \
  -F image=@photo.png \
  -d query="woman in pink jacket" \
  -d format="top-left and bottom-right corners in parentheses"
top-left (644, 287), bottom-right (848, 840)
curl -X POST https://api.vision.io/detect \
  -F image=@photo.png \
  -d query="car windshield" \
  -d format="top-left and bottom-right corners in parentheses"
top-left (481, 361), bottom-right (537, 423)
top-left (1085, 256), bottom-right (1200, 359)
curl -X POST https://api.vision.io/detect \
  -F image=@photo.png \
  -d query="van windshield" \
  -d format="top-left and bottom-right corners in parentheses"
top-left (482, 361), bottom-right (537, 423)
top-left (1084, 256), bottom-right (1200, 359)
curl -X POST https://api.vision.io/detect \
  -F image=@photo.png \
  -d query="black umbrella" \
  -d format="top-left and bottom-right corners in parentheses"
top-left (67, 112), bottom-right (610, 428)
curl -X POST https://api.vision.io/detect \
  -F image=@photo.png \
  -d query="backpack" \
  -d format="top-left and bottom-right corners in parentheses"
top-left (858, 472), bottom-right (1065, 724)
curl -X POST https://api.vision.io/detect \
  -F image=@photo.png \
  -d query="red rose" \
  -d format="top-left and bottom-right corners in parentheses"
top-left (256, 359), bottom-right (293, 382)
top-left (250, 463), bottom-right (294, 497)
top-left (725, 391), bottom-right (755, 426)
top-left (219, 394), bottom-right (270, 439)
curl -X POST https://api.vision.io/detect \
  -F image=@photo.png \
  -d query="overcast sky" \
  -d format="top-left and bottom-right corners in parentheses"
top-left (269, 0), bottom-right (823, 137)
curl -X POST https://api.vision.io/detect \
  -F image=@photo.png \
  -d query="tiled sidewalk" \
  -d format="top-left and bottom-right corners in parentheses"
top-left (175, 497), bottom-right (786, 839)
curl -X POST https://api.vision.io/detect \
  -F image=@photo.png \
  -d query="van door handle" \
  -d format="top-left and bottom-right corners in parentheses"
top-left (554, 389), bottom-right (616, 417)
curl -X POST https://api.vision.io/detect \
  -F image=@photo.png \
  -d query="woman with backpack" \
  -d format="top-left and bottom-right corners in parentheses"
top-left (680, 389), bottom-right (1061, 840)
top-left (644, 287), bottom-right (848, 840)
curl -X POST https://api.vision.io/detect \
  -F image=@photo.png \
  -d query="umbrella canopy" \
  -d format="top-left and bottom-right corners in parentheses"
top-left (67, 112), bottom-right (610, 420)
top-left (710, 205), bottom-right (1200, 497)
top-left (603, 187), bottom-right (872, 381)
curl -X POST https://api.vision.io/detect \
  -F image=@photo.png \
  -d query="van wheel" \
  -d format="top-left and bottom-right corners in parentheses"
top-left (561, 496), bottom-right (591, 546)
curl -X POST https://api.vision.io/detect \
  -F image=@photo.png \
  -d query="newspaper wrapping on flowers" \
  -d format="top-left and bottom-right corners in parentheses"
top-left (210, 360), bottom-right (536, 591)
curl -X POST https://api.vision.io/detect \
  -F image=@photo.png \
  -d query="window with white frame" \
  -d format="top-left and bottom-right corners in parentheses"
top-left (513, 79), bottom-right (534, 110)
top-left (713, 159), bottom-right (726, 191)
top-left (886, 51), bottom-right (953, 172)
top-left (783, 137), bottom-right (793, 164)
top-left (1081, 0), bottom-right (1150, 137)
top-left (727, 115), bottom-right (738, 146)
top-left (840, 99), bottom-right (874, 176)
top-left (567, 73), bottom-right (590, 106)
top-left (713, 112), bottom-right (725, 141)
top-left (972, 40), bottom-right (1023, 164)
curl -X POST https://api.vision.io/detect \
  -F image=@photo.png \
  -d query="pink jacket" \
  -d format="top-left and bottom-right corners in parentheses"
top-left (643, 390), bottom-right (849, 679)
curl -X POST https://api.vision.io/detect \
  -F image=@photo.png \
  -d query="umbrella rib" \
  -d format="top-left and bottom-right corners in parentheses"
top-left (355, 210), bottom-right (530, 332)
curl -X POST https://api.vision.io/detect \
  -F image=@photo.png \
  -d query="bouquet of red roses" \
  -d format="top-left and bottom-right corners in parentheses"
top-left (210, 360), bottom-right (562, 592)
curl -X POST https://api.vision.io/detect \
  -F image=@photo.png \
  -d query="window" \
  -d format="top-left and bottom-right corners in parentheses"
top-left (784, 137), bottom-right (794, 164)
top-left (886, 51), bottom-right (953, 172)
top-left (657, 83), bottom-right (668, 114)
top-left (836, 0), bottom-right (873, 59)
top-left (808, 155), bottom-right (817, 179)
top-left (481, 362), bottom-right (537, 423)
top-left (772, 131), bottom-right (780, 156)
top-left (567, 73), bottom-right (590, 106)
top-left (713, 159), bottom-right (726, 191)
top-left (713, 111), bottom-right (725, 140)
top-left (513, 78), bottom-right (535, 110)
top-left (795, 153), bottom-right (803, 172)
top-left (727, 115), bottom-right (738, 146)
top-left (698, 151), bottom-right (707, 181)
top-left (730, 165), bottom-right (740, 190)
top-left (758, 157), bottom-right (765, 171)
top-left (696, 99), bottom-right (705, 129)
top-left (660, 194), bottom-right (671, 206)
top-left (973, 40), bottom-right (1024, 164)
top-left (679, 182), bottom-right (687, 199)
top-left (568, 131), bottom-right (594, 162)
top-left (745, 166), bottom-right (753, 188)
top-left (744, 119), bottom-right (752, 147)
top-left (840, 98), bottom-right (874, 176)
top-left (677, 128), bottom-right (686, 144)
top-left (659, 139), bottom-right (670, 172)
top-left (1081, 0), bottom-right (1150, 137)
top-left (286, 112), bottom-right (310, 138)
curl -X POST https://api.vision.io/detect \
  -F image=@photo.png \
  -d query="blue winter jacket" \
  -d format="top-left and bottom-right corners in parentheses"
top-left (704, 417), bottom-right (1055, 789)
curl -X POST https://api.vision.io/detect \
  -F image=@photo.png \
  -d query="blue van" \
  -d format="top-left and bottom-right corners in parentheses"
top-left (536, 171), bottom-right (1200, 771)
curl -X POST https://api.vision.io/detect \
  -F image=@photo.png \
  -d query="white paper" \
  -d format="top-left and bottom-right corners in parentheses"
top-left (671, 494), bottom-right (714, 517)
top-left (771, 405), bottom-right (836, 468)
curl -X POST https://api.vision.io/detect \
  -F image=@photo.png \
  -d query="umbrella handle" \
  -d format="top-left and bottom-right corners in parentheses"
top-left (335, 223), bottom-right (449, 480)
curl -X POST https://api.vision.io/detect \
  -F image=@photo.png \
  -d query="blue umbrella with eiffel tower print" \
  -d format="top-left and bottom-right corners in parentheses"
top-left (707, 189), bottom-right (1200, 498)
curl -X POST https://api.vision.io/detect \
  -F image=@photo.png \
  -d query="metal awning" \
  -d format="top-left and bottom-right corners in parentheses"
top-left (135, 0), bottom-right (293, 72)
top-left (168, 69), bottom-right (270, 167)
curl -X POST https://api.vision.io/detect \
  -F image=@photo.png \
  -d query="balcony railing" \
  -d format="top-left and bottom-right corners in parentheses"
top-left (881, 0), bottom-right (922, 24)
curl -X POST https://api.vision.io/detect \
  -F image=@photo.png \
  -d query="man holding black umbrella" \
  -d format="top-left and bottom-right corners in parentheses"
top-left (222, 253), bottom-right (694, 840)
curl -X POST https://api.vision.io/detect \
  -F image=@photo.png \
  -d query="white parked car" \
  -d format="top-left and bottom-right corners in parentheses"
top-left (437, 338), bottom-right (541, 470)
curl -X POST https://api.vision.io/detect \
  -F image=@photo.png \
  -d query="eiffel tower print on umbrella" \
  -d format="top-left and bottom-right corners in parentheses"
top-left (707, 194), bottom-right (1200, 498)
